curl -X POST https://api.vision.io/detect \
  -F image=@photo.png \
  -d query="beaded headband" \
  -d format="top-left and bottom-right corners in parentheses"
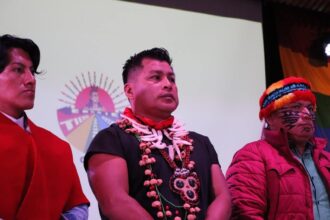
top-left (259, 76), bottom-right (316, 120)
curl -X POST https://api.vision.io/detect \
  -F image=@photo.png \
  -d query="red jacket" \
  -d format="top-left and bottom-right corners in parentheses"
top-left (226, 128), bottom-right (330, 220)
top-left (0, 113), bottom-right (89, 220)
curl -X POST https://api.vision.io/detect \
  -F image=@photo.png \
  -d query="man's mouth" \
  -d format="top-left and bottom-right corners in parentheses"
top-left (160, 94), bottom-right (174, 100)
top-left (23, 90), bottom-right (35, 95)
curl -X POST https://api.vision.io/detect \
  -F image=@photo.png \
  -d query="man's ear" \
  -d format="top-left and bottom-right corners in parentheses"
top-left (265, 114), bottom-right (273, 127)
top-left (265, 112), bottom-right (278, 130)
top-left (124, 83), bottom-right (134, 100)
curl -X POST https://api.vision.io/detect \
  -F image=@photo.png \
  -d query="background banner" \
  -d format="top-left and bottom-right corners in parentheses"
top-left (1, 0), bottom-right (265, 218)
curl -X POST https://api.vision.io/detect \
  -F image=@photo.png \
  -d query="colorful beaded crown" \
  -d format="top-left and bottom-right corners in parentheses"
top-left (259, 76), bottom-right (316, 120)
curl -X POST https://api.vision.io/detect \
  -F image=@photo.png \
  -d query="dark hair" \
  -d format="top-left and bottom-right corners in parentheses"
top-left (122, 47), bottom-right (172, 84)
top-left (0, 34), bottom-right (41, 74)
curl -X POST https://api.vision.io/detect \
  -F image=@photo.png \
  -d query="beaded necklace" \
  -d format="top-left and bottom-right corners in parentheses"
top-left (117, 108), bottom-right (201, 220)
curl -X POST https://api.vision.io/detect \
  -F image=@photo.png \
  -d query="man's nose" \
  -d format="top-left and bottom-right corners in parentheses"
top-left (300, 107), bottom-right (314, 120)
top-left (162, 77), bottom-right (172, 89)
top-left (24, 70), bottom-right (36, 83)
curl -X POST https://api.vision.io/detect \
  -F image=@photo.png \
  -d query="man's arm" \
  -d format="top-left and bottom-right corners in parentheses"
top-left (61, 205), bottom-right (88, 220)
top-left (205, 164), bottom-right (232, 220)
top-left (87, 153), bottom-right (153, 220)
top-left (226, 145), bottom-right (267, 220)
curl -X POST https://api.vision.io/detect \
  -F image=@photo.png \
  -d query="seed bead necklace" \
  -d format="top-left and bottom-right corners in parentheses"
top-left (117, 108), bottom-right (201, 220)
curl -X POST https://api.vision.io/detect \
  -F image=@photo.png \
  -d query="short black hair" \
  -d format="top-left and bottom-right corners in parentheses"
top-left (0, 34), bottom-right (41, 74)
top-left (122, 47), bottom-right (172, 84)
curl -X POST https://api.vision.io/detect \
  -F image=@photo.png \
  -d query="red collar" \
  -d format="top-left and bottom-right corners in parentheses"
top-left (123, 107), bottom-right (174, 130)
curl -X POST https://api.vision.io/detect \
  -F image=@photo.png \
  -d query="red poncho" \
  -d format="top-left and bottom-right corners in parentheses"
top-left (0, 113), bottom-right (89, 219)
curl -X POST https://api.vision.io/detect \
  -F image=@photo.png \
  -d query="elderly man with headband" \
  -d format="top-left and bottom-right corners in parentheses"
top-left (226, 76), bottom-right (330, 220)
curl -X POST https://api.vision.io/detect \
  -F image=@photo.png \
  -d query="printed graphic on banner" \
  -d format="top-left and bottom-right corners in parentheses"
top-left (57, 72), bottom-right (127, 152)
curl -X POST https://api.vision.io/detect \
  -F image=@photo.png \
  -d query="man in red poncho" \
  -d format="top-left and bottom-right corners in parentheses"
top-left (0, 34), bottom-right (89, 220)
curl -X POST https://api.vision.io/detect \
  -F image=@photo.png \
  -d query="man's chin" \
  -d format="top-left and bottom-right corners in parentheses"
top-left (289, 133), bottom-right (314, 144)
top-left (159, 103), bottom-right (178, 113)
top-left (22, 103), bottom-right (34, 111)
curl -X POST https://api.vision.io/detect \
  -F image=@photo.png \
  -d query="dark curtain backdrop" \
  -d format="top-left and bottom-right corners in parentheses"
top-left (119, 0), bottom-right (262, 22)
top-left (263, 3), bottom-right (330, 151)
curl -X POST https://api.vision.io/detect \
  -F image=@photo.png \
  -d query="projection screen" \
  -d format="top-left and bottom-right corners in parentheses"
top-left (0, 0), bottom-right (265, 218)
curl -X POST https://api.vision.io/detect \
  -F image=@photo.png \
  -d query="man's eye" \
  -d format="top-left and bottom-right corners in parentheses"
top-left (150, 75), bottom-right (161, 80)
top-left (13, 67), bottom-right (24, 73)
top-left (30, 68), bottom-right (36, 75)
top-left (169, 77), bottom-right (175, 83)
top-left (279, 110), bottom-right (293, 116)
top-left (307, 105), bottom-right (314, 112)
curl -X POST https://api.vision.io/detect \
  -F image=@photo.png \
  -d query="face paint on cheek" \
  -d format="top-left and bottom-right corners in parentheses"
top-left (301, 110), bottom-right (316, 121)
top-left (279, 111), bottom-right (300, 130)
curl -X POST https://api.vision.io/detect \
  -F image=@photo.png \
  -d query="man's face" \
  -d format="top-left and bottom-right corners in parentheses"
top-left (125, 58), bottom-right (179, 121)
top-left (0, 48), bottom-right (36, 118)
top-left (268, 100), bottom-right (315, 143)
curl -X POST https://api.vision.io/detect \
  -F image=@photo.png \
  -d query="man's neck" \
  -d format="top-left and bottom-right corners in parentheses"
top-left (294, 144), bottom-right (307, 155)
top-left (123, 107), bottom-right (174, 130)
top-left (0, 109), bottom-right (23, 119)
top-left (290, 139), bottom-right (311, 156)
top-left (136, 112), bottom-right (171, 123)
top-left (0, 111), bottom-right (28, 131)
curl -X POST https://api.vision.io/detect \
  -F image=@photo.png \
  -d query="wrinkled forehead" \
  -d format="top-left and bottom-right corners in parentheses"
top-left (8, 48), bottom-right (32, 63)
top-left (141, 58), bottom-right (173, 71)
top-left (278, 100), bottom-right (314, 111)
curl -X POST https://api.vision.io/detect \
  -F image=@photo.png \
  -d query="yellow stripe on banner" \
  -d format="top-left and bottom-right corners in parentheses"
top-left (279, 46), bottom-right (330, 96)
top-left (67, 115), bottom-right (95, 152)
